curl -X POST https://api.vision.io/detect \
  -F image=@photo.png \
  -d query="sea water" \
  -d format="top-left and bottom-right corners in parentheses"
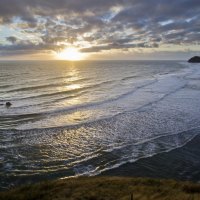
top-left (1, 60), bottom-right (200, 188)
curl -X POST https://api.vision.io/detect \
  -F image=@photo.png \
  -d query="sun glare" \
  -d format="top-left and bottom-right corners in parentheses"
top-left (57, 47), bottom-right (84, 60)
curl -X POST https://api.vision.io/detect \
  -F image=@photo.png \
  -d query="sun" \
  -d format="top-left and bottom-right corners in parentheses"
top-left (57, 47), bottom-right (84, 60)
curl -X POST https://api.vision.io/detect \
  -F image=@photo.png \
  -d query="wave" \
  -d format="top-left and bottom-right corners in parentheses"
top-left (36, 79), bottom-right (157, 115)
top-left (138, 83), bottom-right (187, 110)
top-left (121, 75), bottom-right (139, 81)
top-left (4, 78), bottom-right (91, 93)
top-left (1, 123), bottom-right (199, 177)
top-left (72, 127), bottom-right (200, 177)
top-left (1, 79), bottom-right (157, 121)
top-left (5, 125), bottom-right (197, 177)
top-left (1, 70), bottom-right (190, 133)
top-left (45, 75), bottom-right (72, 81)
top-left (1, 75), bottom-right (187, 131)
top-left (2, 79), bottom-right (116, 102)
top-left (0, 84), bottom-right (12, 89)
top-left (0, 113), bottom-right (42, 126)
top-left (5, 83), bottom-right (69, 93)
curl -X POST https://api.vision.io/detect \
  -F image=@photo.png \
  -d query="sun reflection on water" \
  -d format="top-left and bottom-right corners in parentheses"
top-left (56, 63), bottom-right (92, 123)
top-left (65, 83), bottom-right (81, 90)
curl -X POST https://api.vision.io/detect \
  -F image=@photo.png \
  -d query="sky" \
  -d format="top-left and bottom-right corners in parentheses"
top-left (0, 0), bottom-right (200, 60)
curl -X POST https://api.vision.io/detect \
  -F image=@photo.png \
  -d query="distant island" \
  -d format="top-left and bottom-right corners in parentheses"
top-left (188, 56), bottom-right (200, 63)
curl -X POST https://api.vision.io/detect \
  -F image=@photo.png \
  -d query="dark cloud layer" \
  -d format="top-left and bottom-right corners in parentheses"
top-left (0, 0), bottom-right (199, 57)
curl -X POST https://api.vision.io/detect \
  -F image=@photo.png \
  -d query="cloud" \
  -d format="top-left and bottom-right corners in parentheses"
top-left (0, 0), bottom-right (199, 57)
top-left (80, 42), bottom-right (159, 53)
top-left (6, 36), bottom-right (18, 44)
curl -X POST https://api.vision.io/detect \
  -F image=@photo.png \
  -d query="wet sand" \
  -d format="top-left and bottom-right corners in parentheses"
top-left (101, 134), bottom-right (200, 182)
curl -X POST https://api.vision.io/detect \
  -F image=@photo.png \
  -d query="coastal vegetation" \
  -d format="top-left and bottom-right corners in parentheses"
top-left (1, 177), bottom-right (200, 200)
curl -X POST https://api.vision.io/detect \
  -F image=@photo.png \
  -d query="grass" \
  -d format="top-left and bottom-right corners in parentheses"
top-left (1, 177), bottom-right (200, 200)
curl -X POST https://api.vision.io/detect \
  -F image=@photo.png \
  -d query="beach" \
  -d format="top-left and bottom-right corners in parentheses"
top-left (1, 60), bottom-right (200, 190)
top-left (102, 134), bottom-right (200, 182)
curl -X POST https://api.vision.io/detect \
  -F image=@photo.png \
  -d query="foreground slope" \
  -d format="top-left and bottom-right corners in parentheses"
top-left (1, 177), bottom-right (200, 200)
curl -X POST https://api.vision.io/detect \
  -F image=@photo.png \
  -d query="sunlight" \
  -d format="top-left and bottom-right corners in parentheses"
top-left (57, 47), bottom-right (84, 60)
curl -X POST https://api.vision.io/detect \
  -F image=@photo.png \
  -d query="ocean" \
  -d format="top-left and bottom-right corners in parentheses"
top-left (1, 60), bottom-right (200, 189)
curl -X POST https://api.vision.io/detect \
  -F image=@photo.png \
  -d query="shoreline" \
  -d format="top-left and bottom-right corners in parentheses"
top-left (101, 134), bottom-right (200, 182)
top-left (1, 133), bottom-right (200, 191)
top-left (1, 133), bottom-right (200, 193)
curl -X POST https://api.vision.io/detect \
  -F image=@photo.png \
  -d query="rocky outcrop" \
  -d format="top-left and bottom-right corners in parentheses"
top-left (188, 56), bottom-right (200, 63)
top-left (6, 102), bottom-right (12, 107)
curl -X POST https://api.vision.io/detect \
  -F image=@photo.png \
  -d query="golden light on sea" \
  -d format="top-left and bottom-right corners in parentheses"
top-left (57, 47), bottom-right (85, 60)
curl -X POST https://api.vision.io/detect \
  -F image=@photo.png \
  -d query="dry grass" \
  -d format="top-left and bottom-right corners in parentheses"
top-left (1, 177), bottom-right (200, 200)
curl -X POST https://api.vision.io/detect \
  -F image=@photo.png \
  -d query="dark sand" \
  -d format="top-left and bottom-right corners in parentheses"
top-left (101, 134), bottom-right (200, 182)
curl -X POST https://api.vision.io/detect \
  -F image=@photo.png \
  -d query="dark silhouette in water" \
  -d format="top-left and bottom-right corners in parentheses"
top-left (5, 102), bottom-right (12, 107)
top-left (188, 56), bottom-right (200, 63)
